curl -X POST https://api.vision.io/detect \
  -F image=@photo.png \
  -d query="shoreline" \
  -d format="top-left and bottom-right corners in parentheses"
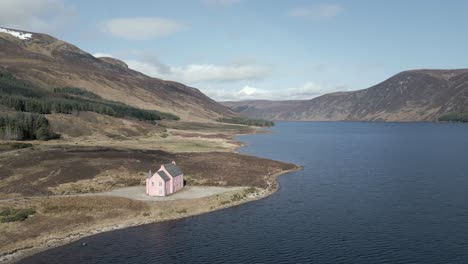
top-left (1, 125), bottom-right (302, 264)
top-left (1, 166), bottom-right (301, 264)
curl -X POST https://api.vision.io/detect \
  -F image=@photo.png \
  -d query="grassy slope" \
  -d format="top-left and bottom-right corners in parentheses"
top-left (0, 30), bottom-right (235, 122)
top-left (0, 71), bottom-right (179, 122)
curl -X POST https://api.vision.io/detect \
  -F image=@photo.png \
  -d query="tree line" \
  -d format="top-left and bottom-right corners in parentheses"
top-left (438, 112), bottom-right (468, 123)
top-left (217, 117), bottom-right (275, 127)
top-left (0, 72), bottom-right (180, 121)
top-left (0, 112), bottom-right (59, 140)
top-left (0, 71), bottom-right (182, 140)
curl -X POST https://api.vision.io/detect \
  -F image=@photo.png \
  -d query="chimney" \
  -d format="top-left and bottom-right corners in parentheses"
top-left (172, 161), bottom-right (176, 165)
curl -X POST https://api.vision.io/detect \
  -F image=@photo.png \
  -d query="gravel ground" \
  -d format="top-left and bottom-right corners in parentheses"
top-left (92, 186), bottom-right (247, 201)
top-left (0, 186), bottom-right (247, 202)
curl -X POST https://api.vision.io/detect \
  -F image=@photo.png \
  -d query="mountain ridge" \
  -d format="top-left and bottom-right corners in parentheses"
top-left (0, 27), bottom-right (235, 121)
top-left (222, 68), bottom-right (468, 121)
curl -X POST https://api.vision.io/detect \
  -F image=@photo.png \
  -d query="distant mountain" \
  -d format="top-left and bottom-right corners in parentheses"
top-left (0, 27), bottom-right (234, 121)
top-left (223, 69), bottom-right (468, 121)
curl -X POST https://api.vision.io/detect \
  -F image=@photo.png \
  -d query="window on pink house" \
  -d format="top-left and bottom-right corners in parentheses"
top-left (152, 182), bottom-right (154, 186)
top-left (159, 182), bottom-right (162, 186)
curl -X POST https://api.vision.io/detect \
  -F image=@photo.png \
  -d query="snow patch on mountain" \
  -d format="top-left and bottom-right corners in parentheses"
top-left (0, 28), bottom-right (32, 40)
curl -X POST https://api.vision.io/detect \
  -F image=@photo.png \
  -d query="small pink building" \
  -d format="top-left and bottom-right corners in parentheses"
top-left (146, 161), bottom-right (184, 196)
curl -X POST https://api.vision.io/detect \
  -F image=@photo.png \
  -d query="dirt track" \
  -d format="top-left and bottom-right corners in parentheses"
top-left (89, 185), bottom-right (246, 201)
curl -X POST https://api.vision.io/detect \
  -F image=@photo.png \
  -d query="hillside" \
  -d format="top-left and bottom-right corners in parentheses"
top-left (0, 27), bottom-right (235, 121)
top-left (223, 69), bottom-right (468, 121)
top-left (222, 100), bottom-right (305, 120)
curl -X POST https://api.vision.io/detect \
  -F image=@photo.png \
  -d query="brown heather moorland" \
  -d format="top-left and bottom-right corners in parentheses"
top-left (0, 117), bottom-right (299, 263)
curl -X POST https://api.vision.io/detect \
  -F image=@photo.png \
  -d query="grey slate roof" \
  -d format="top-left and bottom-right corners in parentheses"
top-left (165, 163), bottom-right (183, 177)
top-left (157, 170), bottom-right (171, 182)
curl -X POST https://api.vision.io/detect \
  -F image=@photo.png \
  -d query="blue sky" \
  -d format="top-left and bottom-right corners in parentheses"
top-left (1, 0), bottom-right (468, 101)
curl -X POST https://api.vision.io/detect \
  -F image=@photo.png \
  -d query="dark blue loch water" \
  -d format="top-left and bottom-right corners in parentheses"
top-left (20, 122), bottom-right (468, 264)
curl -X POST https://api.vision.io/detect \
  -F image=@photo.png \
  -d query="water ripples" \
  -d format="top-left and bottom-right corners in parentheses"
top-left (20, 122), bottom-right (468, 264)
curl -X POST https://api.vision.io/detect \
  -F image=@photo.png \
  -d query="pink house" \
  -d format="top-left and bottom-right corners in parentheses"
top-left (146, 161), bottom-right (184, 196)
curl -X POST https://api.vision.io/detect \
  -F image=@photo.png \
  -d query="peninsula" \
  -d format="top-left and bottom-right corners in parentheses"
top-left (0, 28), bottom-right (299, 263)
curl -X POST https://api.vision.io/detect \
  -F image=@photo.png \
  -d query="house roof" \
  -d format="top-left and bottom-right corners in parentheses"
top-left (157, 171), bottom-right (171, 182)
top-left (165, 163), bottom-right (183, 177)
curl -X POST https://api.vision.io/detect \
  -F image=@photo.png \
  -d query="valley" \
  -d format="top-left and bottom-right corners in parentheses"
top-left (2, 1), bottom-right (468, 263)
top-left (0, 27), bottom-right (295, 263)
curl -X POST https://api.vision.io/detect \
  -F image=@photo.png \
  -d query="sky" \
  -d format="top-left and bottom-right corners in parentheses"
top-left (1, 0), bottom-right (468, 101)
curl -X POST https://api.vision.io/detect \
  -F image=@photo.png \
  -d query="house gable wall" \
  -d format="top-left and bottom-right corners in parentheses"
top-left (146, 173), bottom-right (166, 196)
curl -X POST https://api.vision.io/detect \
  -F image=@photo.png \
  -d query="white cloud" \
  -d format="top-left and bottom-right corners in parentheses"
top-left (93, 53), bottom-right (114, 58)
top-left (99, 17), bottom-right (185, 40)
top-left (205, 82), bottom-right (340, 101)
top-left (0, 0), bottom-right (76, 34)
top-left (288, 4), bottom-right (344, 20)
top-left (92, 52), bottom-right (339, 101)
top-left (236, 85), bottom-right (273, 98)
top-left (124, 59), bottom-right (267, 83)
top-left (206, 82), bottom-right (346, 101)
top-left (285, 82), bottom-right (329, 97)
top-left (203, 85), bottom-right (272, 101)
